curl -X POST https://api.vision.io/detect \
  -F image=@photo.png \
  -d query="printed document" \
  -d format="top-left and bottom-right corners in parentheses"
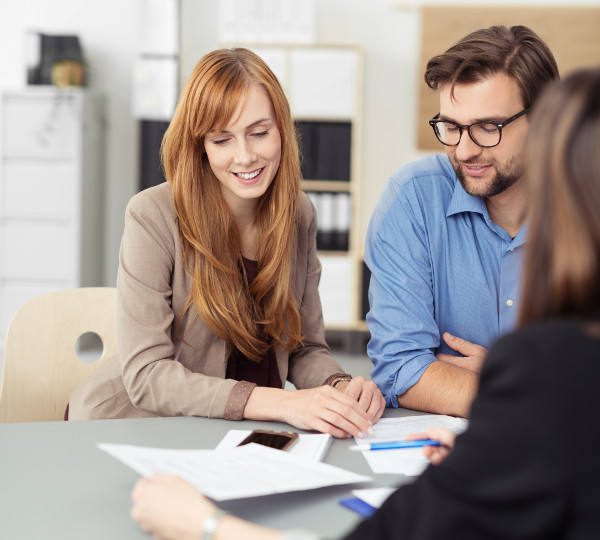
top-left (356, 415), bottom-right (468, 476)
top-left (98, 442), bottom-right (370, 501)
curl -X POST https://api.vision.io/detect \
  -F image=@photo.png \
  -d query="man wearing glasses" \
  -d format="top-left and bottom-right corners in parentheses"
top-left (364, 25), bottom-right (559, 417)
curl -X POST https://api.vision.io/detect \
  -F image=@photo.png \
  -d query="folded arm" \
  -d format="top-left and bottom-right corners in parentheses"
top-left (365, 180), bottom-right (485, 416)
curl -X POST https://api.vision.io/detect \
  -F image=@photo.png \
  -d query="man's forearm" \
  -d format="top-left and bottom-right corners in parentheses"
top-left (397, 360), bottom-right (479, 418)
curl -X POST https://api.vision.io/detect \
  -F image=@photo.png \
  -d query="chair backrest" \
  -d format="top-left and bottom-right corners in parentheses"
top-left (0, 287), bottom-right (117, 423)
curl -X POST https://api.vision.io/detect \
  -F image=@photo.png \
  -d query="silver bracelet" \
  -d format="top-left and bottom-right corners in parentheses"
top-left (202, 508), bottom-right (228, 540)
top-left (332, 376), bottom-right (352, 388)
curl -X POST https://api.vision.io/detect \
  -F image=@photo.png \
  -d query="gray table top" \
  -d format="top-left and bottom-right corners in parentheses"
top-left (0, 409), bottom-right (421, 540)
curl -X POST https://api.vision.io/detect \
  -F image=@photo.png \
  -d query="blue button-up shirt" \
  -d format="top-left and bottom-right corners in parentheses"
top-left (365, 154), bottom-right (525, 407)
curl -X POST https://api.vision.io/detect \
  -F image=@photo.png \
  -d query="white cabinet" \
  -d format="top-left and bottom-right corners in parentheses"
top-left (0, 88), bottom-right (105, 354)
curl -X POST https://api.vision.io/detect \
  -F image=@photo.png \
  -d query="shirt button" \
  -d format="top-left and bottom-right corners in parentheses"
top-left (506, 299), bottom-right (514, 307)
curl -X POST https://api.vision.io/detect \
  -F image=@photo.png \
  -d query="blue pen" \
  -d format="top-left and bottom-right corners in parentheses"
top-left (349, 439), bottom-right (442, 451)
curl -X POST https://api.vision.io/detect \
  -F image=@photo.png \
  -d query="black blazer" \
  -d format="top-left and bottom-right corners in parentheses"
top-left (344, 319), bottom-right (600, 539)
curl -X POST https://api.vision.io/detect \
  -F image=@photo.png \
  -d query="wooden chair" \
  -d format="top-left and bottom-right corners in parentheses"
top-left (0, 287), bottom-right (117, 423)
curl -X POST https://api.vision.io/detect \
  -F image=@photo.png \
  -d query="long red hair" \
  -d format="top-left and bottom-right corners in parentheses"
top-left (161, 48), bottom-right (303, 360)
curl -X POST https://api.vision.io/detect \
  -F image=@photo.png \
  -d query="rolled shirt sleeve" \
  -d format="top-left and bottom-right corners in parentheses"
top-left (364, 155), bottom-right (525, 407)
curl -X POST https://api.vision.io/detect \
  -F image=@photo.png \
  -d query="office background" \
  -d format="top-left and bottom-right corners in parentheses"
top-left (4, 0), bottom-right (597, 286)
top-left (1, 0), bottom-right (599, 377)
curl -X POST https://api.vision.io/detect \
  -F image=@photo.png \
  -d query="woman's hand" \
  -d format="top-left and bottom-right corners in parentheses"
top-left (406, 428), bottom-right (457, 465)
top-left (334, 376), bottom-right (386, 425)
top-left (277, 385), bottom-right (375, 439)
top-left (132, 475), bottom-right (284, 540)
top-left (131, 474), bottom-right (215, 540)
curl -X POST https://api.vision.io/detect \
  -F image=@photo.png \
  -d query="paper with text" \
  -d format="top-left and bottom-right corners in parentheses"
top-left (98, 442), bottom-right (370, 501)
top-left (356, 415), bottom-right (468, 476)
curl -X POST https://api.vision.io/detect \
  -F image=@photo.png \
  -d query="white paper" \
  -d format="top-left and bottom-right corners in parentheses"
top-left (356, 415), bottom-right (468, 476)
top-left (216, 429), bottom-right (332, 462)
top-left (98, 442), bottom-right (370, 501)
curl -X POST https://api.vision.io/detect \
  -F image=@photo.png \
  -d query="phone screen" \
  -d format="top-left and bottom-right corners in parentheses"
top-left (238, 430), bottom-right (298, 450)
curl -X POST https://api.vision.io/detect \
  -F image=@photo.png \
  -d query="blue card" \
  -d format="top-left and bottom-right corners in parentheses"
top-left (338, 496), bottom-right (376, 518)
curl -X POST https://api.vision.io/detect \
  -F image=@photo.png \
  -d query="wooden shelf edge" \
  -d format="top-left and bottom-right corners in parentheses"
top-left (302, 180), bottom-right (351, 192)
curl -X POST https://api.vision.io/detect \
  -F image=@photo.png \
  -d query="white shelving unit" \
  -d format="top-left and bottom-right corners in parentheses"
top-left (0, 87), bottom-right (105, 358)
top-left (234, 44), bottom-right (365, 332)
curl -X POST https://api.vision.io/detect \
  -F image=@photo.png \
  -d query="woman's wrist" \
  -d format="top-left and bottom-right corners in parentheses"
top-left (331, 376), bottom-right (352, 389)
top-left (243, 386), bottom-right (289, 422)
top-left (323, 373), bottom-right (352, 387)
top-left (202, 508), bottom-right (229, 540)
top-left (224, 380), bottom-right (257, 421)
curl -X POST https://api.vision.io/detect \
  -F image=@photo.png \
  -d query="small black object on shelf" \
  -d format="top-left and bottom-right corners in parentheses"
top-left (27, 32), bottom-right (85, 86)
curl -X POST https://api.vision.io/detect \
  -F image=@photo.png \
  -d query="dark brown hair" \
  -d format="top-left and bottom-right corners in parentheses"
top-left (425, 25), bottom-right (559, 108)
top-left (519, 67), bottom-right (600, 323)
top-left (161, 48), bottom-right (303, 360)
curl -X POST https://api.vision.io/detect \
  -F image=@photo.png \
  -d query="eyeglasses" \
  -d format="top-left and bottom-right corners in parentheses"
top-left (429, 108), bottom-right (529, 148)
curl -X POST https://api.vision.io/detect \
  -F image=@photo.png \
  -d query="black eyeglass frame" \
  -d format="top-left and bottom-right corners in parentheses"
top-left (428, 107), bottom-right (530, 148)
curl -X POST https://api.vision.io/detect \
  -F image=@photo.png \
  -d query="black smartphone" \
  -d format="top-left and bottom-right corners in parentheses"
top-left (237, 429), bottom-right (299, 451)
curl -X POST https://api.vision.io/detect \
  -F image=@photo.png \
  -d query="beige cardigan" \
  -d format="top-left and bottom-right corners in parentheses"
top-left (69, 183), bottom-right (345, 420)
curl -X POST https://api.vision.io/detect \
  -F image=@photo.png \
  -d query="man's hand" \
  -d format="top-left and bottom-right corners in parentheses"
top-left (436, 332), bottom-right (488, 374)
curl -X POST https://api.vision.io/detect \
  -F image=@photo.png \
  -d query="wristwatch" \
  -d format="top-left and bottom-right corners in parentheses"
top-left (202, 508), bottom-right (228, 540)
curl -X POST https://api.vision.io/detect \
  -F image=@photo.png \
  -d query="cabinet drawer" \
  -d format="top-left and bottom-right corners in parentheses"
top-left (2, 92), bottom-right (81, 158)
top-left (0, 222), bottom-right (78, 280)
top-left (1, 162), bottom-right (78, 219)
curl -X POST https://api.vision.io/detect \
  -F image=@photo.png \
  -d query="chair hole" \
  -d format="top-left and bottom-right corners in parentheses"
top-left (76, 332), bottom-right (104, 364)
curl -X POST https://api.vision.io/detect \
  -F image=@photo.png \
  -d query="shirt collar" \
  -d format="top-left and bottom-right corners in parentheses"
top-left (511, 222), bottom-right (528, 249)
top-left (446, 176), bottom-right (528, 247)
top-left (446, 179), bottom-right (487, 218)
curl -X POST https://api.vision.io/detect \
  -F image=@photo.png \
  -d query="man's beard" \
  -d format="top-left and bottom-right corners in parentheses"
top-left (451, 155), bottom-right (522, 198)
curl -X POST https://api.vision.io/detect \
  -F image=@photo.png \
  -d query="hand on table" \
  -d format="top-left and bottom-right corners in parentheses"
top-left (279, 385), bottom-right (375, 439)
top-left (406, 427), bottom-right (457, 465)
top-left (131, 474), bottom-right (214, 540)
top-left (132, 475), bottom-right (290, 540)
top-left (334, 376), bottom-right (385, 425)
top-left (436, 332), bottom-right (488, 374)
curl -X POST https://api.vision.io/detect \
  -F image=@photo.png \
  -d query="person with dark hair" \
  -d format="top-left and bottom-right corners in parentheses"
top-left (130, 65), bottom-right (600, 540)
top-left (365, 25), bottom-right (559, 417)
top-left (68, 48), bottom-right (384, 436)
